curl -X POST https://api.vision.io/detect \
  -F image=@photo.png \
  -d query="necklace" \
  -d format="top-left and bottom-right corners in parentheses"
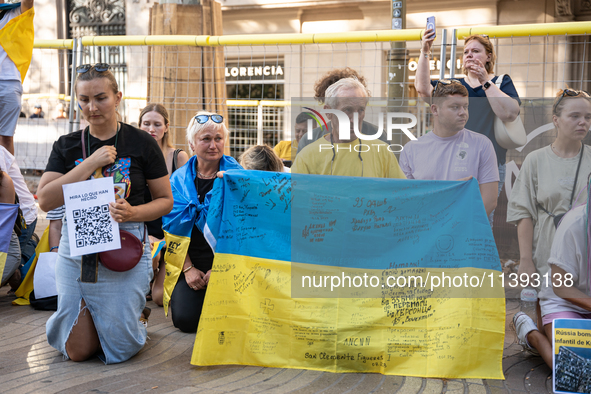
top-left (197, 170), bottom-right (218, 179)
top-left (551, 143), bottom-right (582, 158)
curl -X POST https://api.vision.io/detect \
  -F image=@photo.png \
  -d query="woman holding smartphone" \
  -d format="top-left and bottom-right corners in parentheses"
top-left (415, 27), bottom-right (521, 201)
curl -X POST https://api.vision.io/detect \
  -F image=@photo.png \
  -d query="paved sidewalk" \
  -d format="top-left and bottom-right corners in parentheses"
top-left (0, 289), bottom-right (552, 394)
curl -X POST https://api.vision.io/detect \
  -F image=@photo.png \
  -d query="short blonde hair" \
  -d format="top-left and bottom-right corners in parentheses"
top-left (240, 145), bottom-right (283, 172)
top-left (186, 111), bottom-right (229, 154)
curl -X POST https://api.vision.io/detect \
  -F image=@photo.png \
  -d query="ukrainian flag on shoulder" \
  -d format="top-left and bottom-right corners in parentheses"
top-left (193, 171), bottom-right (505, 379)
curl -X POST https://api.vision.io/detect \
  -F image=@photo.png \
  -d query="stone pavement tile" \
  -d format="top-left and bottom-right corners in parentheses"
top-left (444, 380), bottom-right (465, 393)
top-left (12, 341), bottom-right (192, 393)
top-left (522, 361), bottom-right (552, 393)
top-left (422, 378), bottom-right (443, 393)
top-left (316, 373), bottom-right (380, 394)
top-left (186, 366), bottom-right (252, 386)
top-left (464, 378), bottom-right (483, 384)
top-left (503, 353), bottom-right (550, 393)
top-left (228, 368), bottom-right (307, 393)
top-left (0, 326), bottom-right (48, 354)
top-left (280, 371), bottom-right (345, 394)
top-left (396, 376), bottom-right (422, 393)
top-left (484, 378), bottom-right (506, 388)
top-left (14, 310), bottom-right (53, 325)
top-left (201, 366), bottom-right (286, 392)
top-left (466, 382), bottom-right (487, 393)
top-left (162, 388), bottom-right (201, 394)
top-left (246, 369), bottom-right (323, 393)
top-left (489, 387), bottom-right (519, 394)
top-left (192, 366), bottom-right (266, 389)
top-left (369, 375), bottom-right (403, 393)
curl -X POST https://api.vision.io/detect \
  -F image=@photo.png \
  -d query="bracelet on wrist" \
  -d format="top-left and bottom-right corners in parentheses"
top-left (50, 246), bottom-right (59, 252)
top-left (183, 265), bottom-right (194, 273)
top-left (420, 50), bottom-right (431, 59)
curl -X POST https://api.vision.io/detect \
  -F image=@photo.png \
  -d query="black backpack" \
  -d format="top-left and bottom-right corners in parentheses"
top-left (29, 290), bottom-right (58, 311)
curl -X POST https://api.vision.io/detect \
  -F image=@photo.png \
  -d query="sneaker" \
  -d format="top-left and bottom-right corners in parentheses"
top-left (140, 307), bottom-right (151, 329)
top-left (513, 311), bottom-right (540, 356)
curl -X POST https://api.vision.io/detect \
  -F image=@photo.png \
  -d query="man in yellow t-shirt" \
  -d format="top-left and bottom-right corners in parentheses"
top-left (291, 78), bottom-right (406, 179)
top-left (274, 112), bottom-right (314, 163)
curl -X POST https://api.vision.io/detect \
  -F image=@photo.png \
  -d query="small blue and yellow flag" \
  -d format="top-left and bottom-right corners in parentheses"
top-left (0, 203), bottom-right (18, 283)
top-left (0, 4), bottom-right (35, 83)
top-left (191, 171), bottom-right (506, 379)
top-left (12, 226), bottom-right (49, 306)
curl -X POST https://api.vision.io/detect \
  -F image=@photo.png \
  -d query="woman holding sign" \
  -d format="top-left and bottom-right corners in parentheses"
top-left (37, 64), bottom-right (173, 364)
top-left (162, 111), bottom-right (242, 333)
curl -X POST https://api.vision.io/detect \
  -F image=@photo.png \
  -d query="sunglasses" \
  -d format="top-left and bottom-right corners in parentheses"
top-left (432, 79), bottom-right (460, 96)
top-left (76, 63), bottom-right (110, 74)
top-left (195, 114), bottom-right (223, 124)
top-left (554, 89), bottom-right (591, 113)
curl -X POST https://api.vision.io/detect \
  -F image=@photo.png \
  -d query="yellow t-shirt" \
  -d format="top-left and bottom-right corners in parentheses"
top-left (291, 134), bottom-right (406, 179)
top-left (273, 140), bottom-right (297, 161)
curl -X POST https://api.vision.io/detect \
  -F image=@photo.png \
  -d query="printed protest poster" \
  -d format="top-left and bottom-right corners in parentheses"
top-left (190, 171), bottom-right (505, 379)
top-left (553, 319), bottom-right (591, 393)
top-left (63, 177), bottom-right (120, 257)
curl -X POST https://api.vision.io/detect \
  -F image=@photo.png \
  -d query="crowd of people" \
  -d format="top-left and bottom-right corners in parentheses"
top-left (0, 5), bottom-right (590, 370)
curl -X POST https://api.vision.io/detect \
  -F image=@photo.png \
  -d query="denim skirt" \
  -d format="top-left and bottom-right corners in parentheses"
top-left (46, 220), bottom-right (153, 364)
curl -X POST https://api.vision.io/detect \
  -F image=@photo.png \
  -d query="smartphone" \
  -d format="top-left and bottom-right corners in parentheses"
top-left (426, 16), bottom-right (436, 38)
top-left (81, 253), bottom-right (99, 283)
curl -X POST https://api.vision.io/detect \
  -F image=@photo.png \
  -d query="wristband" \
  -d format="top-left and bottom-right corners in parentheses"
top-left (183, 265), bottom-right (194, 273)
top-left (420, 50), bottom-right (431, 59)
top-left (50, 246), bottom-right (59, 252)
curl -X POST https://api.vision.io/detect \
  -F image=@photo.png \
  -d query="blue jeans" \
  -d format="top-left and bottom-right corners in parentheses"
top-left (488, 163), bottom-right (506, 227)
top-left (18, 218), bottom-right (37, 266)
top-left (46, 220), bottom-right (153, 364)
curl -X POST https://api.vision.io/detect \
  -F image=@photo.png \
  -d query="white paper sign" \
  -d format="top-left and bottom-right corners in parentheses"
top-left (33, 252), bottom-right (58, 299)
top-left (63, 177), bottom-right (120, 257)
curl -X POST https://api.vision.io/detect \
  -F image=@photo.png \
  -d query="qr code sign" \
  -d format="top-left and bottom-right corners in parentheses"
top-left (73, 204), bottom-right (113, 247)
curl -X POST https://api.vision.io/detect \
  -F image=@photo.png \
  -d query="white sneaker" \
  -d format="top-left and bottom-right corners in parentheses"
top-left (513, 311), bottom-right (540, 356)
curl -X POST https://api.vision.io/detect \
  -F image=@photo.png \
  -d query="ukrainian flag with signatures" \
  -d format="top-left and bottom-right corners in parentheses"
top-left (0, 203), bottom-right (18, 283)
top-left (192, 171), bottom-right (505, 379)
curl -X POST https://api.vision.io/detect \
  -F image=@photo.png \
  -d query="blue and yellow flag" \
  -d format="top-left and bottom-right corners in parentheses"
top-left (13, 226), bottom-right (49, 306)
top-left (0, 4), bottom-right (35, 83)
top-left (161, 155), bottom-right (242, 314)
top-left (191, 171), bottom-right (506, 379)
top-left (0, 203), bottom-right (18, 282)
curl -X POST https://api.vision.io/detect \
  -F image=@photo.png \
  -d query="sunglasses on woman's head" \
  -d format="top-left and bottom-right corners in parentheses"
top-left (432, 79), bottom-right (460, 96)
top-left (554, 89), bottom-right (591, 112)
top-left (195, 114), bottom-right (223, 124)
top-left (76, 63), bottom-right (111, 74)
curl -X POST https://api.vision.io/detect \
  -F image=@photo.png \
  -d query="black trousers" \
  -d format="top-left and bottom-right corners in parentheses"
top-left (170, 272), bottom-right (207, 333)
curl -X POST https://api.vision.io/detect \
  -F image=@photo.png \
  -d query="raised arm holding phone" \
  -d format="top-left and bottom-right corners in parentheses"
top-left (415, 18), bottom-right (521, 225)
